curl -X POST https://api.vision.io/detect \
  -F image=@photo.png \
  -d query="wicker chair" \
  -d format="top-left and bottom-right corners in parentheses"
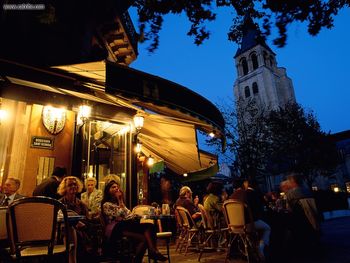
top-left (197, 204), bottom-right (229, 261)
top-left (197, 204), bottom-right (215, 261)
top-left (222, 199), bottom-right (260, 263)
top-left (175, 206), bottom-right (201, 255)
top-left (0, 206), bottom-right (7, 241)
top-left (174, 208), bottom-right (186, 252)
top-left (6, 196), bottom-right (71, 261)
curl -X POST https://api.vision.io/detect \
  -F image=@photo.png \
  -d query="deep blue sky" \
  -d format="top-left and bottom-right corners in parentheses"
top-left (130, 8), bottom-right (350, 134)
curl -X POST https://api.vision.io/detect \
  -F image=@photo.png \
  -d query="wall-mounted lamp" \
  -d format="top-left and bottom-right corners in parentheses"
top-left (183, 173), bottom-right (188, 177)
top-left (42, 106), bottom-right (66, 134)
top-left (77, 105), bottom-right (91, 125)
top-left (147, 155), bottom-right (154, 167)
top-left (134, 141), bottom-right (142, 153)
top-left (0, 109), bottom-right (7, 125)
top-left (133, 114), bottom-right (144, 131)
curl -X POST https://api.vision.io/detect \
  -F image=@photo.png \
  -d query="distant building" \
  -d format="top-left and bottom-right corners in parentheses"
top-left (233, 16), bottom-right (296, 115)
top-left (330, 131), bottom-right (350, 188)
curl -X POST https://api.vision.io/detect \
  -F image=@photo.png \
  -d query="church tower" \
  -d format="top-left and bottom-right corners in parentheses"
top-left (233, 17), bottom-right (296, 112)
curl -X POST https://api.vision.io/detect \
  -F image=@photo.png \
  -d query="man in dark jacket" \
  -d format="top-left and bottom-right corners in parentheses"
top-left (0, 177), bottom-right (25, 206)
top-left (33, 167), bottom-right (66, 199)
top-left (230, 178), bottom-right (270, 261)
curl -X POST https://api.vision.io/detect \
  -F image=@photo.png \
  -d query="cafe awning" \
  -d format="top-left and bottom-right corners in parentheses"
top-left (52, 60), bottom-right (225, 177)
top-left (1, 59), bottom-right (224, 177)
top-left (136, 114), bottom-right (218, 176)
top-left (54, 60), bottom-right (225, 139)
top-left (0, 58), bottom-right (137, 122)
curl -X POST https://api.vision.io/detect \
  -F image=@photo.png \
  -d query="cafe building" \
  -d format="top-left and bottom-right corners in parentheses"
top-left (0, 8), bottom-right (225, 207)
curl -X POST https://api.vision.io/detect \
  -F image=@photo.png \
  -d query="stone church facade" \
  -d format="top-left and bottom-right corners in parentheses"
top-left (233, 17), bottom-right (296, 113)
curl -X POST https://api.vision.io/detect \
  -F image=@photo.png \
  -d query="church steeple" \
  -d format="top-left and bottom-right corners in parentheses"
top-left (233, 16), bottom-right (296, 112)
top-left (234, 15), bottom-right (274, 59)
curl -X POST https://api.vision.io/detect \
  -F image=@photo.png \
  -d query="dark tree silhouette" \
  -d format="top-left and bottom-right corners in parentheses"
top-left (132, 0), bottom-right (350, 51)
top-left (266, 103), bottom-right (339, 187)
top-left (208, 100), bottom-right (339, 188)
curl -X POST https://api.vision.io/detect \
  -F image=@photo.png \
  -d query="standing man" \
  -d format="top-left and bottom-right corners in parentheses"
top-left (33, 166), bottom-right (66, 199)
top-left (0, 177), bottom-right (25, 206)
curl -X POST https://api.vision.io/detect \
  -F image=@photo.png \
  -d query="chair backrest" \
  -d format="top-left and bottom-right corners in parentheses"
top-left (174, 207), bottom-right (186, 233)
top-left (197, 204), bottom-right (214, 230)
top-left (175, 206), bottom-right (197, 230)
top-left (0, 207), bottom-right (7, 240)
top-left (298, 198), bottom-right (320, 231)
top-left (7, 196), bottom-right (70, 259)
top-left (223, 200), bottom-right (253, 233)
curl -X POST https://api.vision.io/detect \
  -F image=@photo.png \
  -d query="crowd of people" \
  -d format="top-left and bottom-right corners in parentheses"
top-left (1, 168), bottom-right (168, 263)
top-left (173, 173), bottom-right (321, 262)
top-left (0, 167), bottom-right (322, 263)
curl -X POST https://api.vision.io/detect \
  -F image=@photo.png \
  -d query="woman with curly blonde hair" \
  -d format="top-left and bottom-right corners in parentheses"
top-left (57, 176), bottom-right (88, 217)
top-left (57, 176), bottom-right (92, 259)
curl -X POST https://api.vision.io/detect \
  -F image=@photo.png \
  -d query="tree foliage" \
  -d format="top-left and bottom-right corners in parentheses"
top-left (133, 0), bottom-right (350, 51)
top-left (266, 103), bottom-right (339, 187)
top-left (208, 100), bottom-right (339, 188)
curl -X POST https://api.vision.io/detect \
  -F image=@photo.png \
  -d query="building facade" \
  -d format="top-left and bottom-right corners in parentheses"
top-left (0, 3), bottom-right (225, 206)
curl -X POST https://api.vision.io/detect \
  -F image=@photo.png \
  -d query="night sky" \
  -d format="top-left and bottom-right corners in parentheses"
top-left (130, 7), bottom-right (350, 135)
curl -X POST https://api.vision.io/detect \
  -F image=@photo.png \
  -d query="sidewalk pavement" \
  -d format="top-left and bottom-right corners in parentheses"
top-left (161, 215), bottom-right (350, 263)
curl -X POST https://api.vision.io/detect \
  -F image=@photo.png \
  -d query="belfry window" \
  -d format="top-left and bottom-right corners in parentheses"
top-left (244, 86), bottom-right (250, 98)
top-left (251, 53), bottom-right (259, 70)
top-left (270, 55), bottom-right (275, 67)
top-left (252, 82), bottom-right (259, 94)
top-left (263, 51), bottom-right (269, 66)
top-left (241, 57), bottom-right (248, 75)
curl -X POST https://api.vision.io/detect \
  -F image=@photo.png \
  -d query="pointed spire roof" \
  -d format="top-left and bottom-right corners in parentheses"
top-left (234, 15), bottom-right (275, 58)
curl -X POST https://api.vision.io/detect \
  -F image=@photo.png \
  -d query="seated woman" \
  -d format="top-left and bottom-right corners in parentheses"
top-left (58, 176), bottom-right (88, 218)
top-left (175, 186), bottom-right (201, 222)
top-left (204, 182), bottom-right (225, 228)
top-left (81, 177), bottom-right (103, 220)
top-left (57, 176), bottom-right (95, 259)
top-left (101, 180), bottom-right (167, 263)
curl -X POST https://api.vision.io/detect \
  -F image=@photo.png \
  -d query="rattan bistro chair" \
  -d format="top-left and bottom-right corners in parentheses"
top-left (0, 206), bottom-right (8, 241)
top-left (175, 206), bottom-right (201, 255)
top-left (222, 200), bottom-right (259, 263)
top-left (197, 204), bottom-right (215, 261)
top-left (6, 196), bottom-right (70, 261)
